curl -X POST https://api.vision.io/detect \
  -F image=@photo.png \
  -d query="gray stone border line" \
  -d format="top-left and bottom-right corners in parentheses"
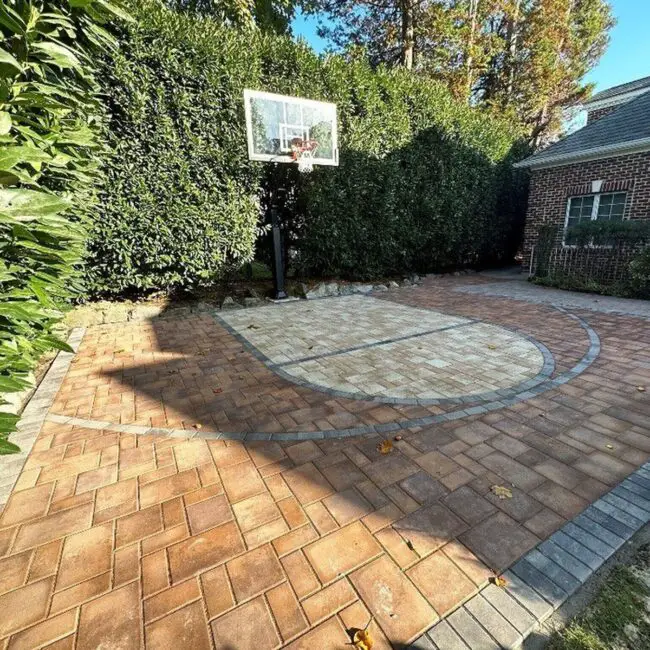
top-left (410, 463), bottom-right (650, 650)
top-left (43, 307), bottom-right (599, 442)
top-left (211, 304), bottom-right (557, 408)
top-left (0, 328), bottom-right (85, 510)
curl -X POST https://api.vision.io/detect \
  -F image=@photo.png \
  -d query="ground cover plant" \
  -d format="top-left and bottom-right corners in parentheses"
top-left (548, 544), bottom-right (650, 650)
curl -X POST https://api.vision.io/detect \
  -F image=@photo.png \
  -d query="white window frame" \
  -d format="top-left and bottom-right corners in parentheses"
top-left (562, 191), bottom-right (627, 247)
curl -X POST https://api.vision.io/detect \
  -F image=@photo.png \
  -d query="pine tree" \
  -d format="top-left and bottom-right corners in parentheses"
top-left (305, 0), bottom-right (614, 144)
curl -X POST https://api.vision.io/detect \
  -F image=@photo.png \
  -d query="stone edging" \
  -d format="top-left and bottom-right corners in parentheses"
top-left (0, 328), bottom-right (85, 509)
top-left (44, 306), bottom-right (600, 442)
top-left (413, 462), bottom-right (650, 649)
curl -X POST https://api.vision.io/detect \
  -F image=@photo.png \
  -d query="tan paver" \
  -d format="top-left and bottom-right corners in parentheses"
top-left (350, 555), bottom-right (437, 644)
top-left (303, 521), bottom-right (383, 584)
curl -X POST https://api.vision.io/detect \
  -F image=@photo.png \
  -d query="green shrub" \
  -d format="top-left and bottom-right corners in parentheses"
top-left (629, 247), bottom-right (650, 298)
top-left (87, 0), bottom-right (527, 295)
top-left (0, 0), bottom-right (125, 451)
top-left (565, 220), bottom-right (650, 247)
top-left (86, 1), bottom-right (263, 296)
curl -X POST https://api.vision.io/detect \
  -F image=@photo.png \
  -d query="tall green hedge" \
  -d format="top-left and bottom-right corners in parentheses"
top-left (87, 0), bottom-right (527, 295)
top-left (0, 0), bottom-right (124, 450)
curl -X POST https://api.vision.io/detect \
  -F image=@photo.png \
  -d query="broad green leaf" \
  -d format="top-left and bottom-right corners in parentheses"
top-left (0, 438), bottom-right (20, 455)
top-left (0, 48), bottom-right (22, 73)
top-left (0, 146), bottom-right (52, 171)
top-left (0, 4), bottom-right (25, 35)
top-left (40, 335), bottom-right (74, 352)
top-left (0, 113), bottom-right (11, 135)
top-left (32, 42), bottom-right (82, 70)
top-left (0, 412), bottom-right (20, 435)
top-left (96, 0), bottom-right (134, 22)
top-left (0, 375), bottom-right (31, 392)
top-left (0, 188), bottom-right (70, 221)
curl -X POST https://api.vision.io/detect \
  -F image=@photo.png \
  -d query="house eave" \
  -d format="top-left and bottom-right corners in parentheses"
top-left (513, 138), bottom-right (650, 170)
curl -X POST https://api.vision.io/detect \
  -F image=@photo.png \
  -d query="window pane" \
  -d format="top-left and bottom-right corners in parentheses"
top-left (612, 193), bottom-right (626, 205)
top-left (582, 196), bottom-right (594, 209)
top-left (599, 194), bottom-right (613, 208)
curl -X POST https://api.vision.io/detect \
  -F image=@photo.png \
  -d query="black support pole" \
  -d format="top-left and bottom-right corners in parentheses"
top-left (269, 185), bottom-right (288, 300)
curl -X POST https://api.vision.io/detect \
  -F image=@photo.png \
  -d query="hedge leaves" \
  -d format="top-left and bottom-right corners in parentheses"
top-left (88, 0), bottom-right (527, 295)
top-left (0, 0), bottom-right (125, 451)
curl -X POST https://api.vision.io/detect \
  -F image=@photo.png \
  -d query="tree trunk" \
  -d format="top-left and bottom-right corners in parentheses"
top-left (401, 0), bottom-right (414, 69)
top-left (466, 0), bottom-right (479, 101)
top-left (504, 0), bottom-right (521, 105)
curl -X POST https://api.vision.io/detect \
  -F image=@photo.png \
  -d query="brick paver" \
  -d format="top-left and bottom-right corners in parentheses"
top-left (1, 275), bottom-right (650, 648)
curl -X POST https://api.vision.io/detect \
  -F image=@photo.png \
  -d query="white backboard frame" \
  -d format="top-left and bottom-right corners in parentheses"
top-left (244, 89), bottom-right (339, 166)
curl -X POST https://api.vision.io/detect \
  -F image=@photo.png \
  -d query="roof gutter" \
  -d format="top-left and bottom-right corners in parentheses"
top-left (514, 137), bottom-right (650, 170)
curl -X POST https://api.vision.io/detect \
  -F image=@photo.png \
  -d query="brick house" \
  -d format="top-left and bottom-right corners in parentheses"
top-left (515, 76), bottom-right (650, 278)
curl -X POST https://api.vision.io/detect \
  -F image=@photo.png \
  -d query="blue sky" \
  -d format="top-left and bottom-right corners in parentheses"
top-left (293, 0), bottom-right (650, 96)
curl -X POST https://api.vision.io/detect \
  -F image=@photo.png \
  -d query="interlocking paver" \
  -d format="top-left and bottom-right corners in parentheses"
top-left (3, 275), bottom-right (650, 648)
top-left (210, 596), bottom-right (280, 650)
top-left (407, 549), bottom-right (476, 615)
top-left (460, 512), bottom-right (539, 571)
top-left (304, 521), bottom-right (382, 583)
top-left (351, 555), bottom-right (437, 645)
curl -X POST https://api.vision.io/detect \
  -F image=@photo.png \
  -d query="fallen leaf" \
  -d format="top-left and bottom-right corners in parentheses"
top-left (606, 444), bottom-right (613, 449)
top-left (394, 435), bottom-right (403, 441)
top-left (487, 343), bottom-right (497, 350)
top-left (377, 440), bottom-right (393, 454)
top-left (637, 386), bottom-right (646, 392)
top-left (213, 387), bottom-right (223, 394)
top-left (490, 485), bottom-right (513, 499)
top-left (353, 629), bottom-right (374, 650)
top-left (492, 575), bottom-right (508, 588)
top-left (193, 423), bottom-right (202, 430)
top-left (405, 539), bottom-right (415, 552)
top-left (115, 349), bottom-right (125, 353)
top-left (247, 323), bottom-right (260, 329)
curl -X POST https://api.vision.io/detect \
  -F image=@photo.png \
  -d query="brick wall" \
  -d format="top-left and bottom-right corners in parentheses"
top-left (586, 105), bottom-right (620, 124)
top-left (522, 151), bottom-right (650, 274)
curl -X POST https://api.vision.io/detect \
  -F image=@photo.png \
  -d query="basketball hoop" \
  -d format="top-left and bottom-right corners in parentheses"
top-left (290, 138), bottom-right (318, 173)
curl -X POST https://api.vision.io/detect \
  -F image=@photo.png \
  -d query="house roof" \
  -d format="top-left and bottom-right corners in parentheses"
top-left (584, 75), bottom-right (650, 106)
top-left (515, 90), bottom-right (650, 169)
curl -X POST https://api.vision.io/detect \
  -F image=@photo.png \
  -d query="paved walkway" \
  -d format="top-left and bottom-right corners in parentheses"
top-left (0, 275), bottom-right (649, 649)
top-left (457, 277), bottom-right (650, 318)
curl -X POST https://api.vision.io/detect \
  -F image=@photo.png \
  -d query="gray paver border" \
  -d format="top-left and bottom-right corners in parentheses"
top-left (412, 463), bottom-right (650, 649)
top-left (0, 327), bottom-right (85, 509)
top-left (211, 297), bottom-right (557, 408)
top-left (42, 306), bottom-right (599, 442)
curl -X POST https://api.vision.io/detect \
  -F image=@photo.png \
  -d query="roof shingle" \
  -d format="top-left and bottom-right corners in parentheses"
top-left (516, 90), bottom-right (650, 169)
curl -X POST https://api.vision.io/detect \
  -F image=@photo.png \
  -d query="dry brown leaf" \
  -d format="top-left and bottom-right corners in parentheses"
top-left (405, 539), bottom-right (415, 552)
top-left (377, 440), bottom-right (393, 454)
top-left (637, 386), bottom-right (646, 392)
top-left (490, 485), bottom-right (513, 499)
top-left (353, 629), bottom-right (374, 650)
top-left (492, 575), bottom-right (508, 588)
top-left (213, 387), bottom-right (223, 394)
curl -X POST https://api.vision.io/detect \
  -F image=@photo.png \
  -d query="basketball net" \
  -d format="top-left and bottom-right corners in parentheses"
top-left (290, 138), bottom-right (318, 173)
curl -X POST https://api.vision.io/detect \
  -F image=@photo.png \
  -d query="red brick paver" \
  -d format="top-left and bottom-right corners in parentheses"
top-left (1, 276), bottom-right (650, 648)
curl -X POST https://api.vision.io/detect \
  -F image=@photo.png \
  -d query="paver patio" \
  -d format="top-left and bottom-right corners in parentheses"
top-left (1, 274), bottom-right (649, 649)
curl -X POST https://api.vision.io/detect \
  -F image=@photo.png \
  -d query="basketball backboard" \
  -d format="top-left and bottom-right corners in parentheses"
top-left (243, 89), bottom-right (338, 166)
